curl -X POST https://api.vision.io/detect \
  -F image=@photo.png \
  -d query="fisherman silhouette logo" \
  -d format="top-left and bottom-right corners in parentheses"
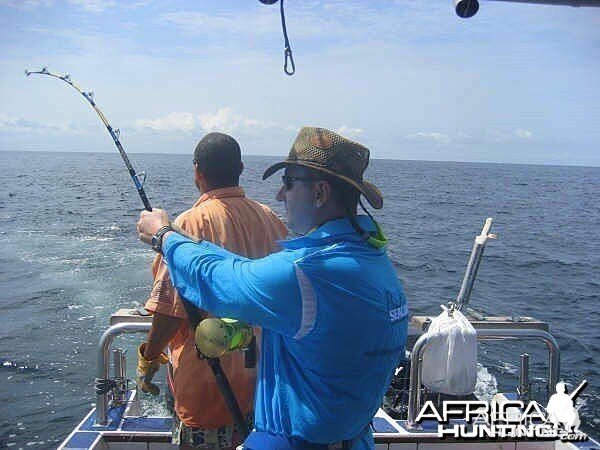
top-left (546, 382), bottom-right (581, 432)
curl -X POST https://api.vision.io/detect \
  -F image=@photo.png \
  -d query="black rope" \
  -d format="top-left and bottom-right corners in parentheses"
top-left (344, 195), bottom-right (378, 243)
top-left (359, 198), bottom-right (376, 224)
top-left (280, 0), bottom-right (295, 75)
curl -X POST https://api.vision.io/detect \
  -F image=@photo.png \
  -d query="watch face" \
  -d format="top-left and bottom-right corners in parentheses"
top-left (151, 234), bottom-right (160, 251)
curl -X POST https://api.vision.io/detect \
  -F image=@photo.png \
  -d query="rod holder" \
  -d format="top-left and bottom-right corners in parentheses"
top-left (519, 353), bottom-right (530, 401)
top-left (456, 218), bottom-right (496, 311)
top-left (112, 349), bottom-right (127, 406)
top-left (95, 322), bottom-right (151, 426)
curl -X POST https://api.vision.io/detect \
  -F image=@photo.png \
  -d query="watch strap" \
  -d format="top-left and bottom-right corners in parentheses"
top-left (152, 224), bottom-right (173, 254)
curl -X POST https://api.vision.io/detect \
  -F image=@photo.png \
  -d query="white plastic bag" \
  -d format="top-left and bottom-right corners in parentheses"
top-left (421, 305), bottom-right (477, 395)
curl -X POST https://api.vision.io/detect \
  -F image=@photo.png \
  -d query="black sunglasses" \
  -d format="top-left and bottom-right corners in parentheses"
top-left (281, 175), bottom-right (317, 190)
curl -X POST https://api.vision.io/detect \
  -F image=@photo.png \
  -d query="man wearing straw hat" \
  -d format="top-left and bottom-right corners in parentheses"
top-left (137, 127), bottom-right (409, 450)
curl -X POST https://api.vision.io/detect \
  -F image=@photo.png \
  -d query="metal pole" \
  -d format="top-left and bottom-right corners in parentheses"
top-left (407, 332), bottom-right (429, 425)
top-left (112, 349), bottom-right (127, 406)
top-left (96, 322), bottom-right (151, 426)
top-left (455, 218), bottom-right (496, 311)
top-left (519, 353), bottom-right (530, 401)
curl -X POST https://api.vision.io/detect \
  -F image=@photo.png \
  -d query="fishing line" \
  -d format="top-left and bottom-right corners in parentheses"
top-left (25, 67), bottom-right (152, 211)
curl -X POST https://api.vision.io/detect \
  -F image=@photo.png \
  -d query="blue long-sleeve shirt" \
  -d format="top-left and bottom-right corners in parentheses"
top-left (163, 216), bottom-right (408, 448)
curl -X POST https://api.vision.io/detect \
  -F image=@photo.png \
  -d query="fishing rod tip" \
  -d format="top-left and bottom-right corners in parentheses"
top-left (24, 69), bottom-right (31, 76)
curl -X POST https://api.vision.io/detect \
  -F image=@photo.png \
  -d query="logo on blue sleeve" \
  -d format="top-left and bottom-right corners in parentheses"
top-left (387, 291), bottom-right (408, 323)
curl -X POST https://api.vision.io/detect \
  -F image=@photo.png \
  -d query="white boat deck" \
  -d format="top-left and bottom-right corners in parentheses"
top-left (58, 391), bottom-right (600, 450)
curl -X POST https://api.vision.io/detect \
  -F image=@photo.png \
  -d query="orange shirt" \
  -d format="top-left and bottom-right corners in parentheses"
top-left (145, 186), bottom-right (287, 428)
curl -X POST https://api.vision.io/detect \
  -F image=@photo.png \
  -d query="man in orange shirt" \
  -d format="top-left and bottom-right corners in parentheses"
top-left (138, 132), bottom-right (287, 450)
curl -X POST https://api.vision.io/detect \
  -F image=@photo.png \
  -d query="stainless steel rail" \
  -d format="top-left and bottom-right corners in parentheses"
top-left (95, 322), bottom-right (151, 426)
top-left (407, 328), bottom-right (560, 425)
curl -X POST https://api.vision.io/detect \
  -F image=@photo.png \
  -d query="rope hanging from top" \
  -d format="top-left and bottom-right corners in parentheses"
top-left (280, 0), bottom-right (295, 75)
top-left (260, 0), bottom-right (295, 75)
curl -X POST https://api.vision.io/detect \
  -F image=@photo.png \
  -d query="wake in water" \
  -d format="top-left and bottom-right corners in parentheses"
top-left (1, 152), bottom-right (599, 447)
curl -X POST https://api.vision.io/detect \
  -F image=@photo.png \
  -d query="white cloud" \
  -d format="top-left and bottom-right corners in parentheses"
top-left (515, 128), bottom-right (533, 139)
top-left (161, 10), bottom-right (276, 36)
top-left (159, 1), bottom-right (439, 43)
top-left (135, 108), bottom-right (281, 134)
top-left (198, 108), bottom-right (246, 133)
top-left (134, 112), bottom-right (363, 140)
top-left (0, 114), bottom-right (85, 134)
top-left (400, 128), bottom-right (533, 146)
top-left (0, 0), bottom-right (52, 8)
top-left (405, 131), bottom-right (451, 144)
top-left (135, 112), bottom-right (197, 133)
top-left (67, 0), bottom-right (115, 13)
top-left (485, 128), bottom-right (534, 142)
top-left (335, 125), bottom-right (363, 138)
top-left (2, 0), bottom-right (146, 12)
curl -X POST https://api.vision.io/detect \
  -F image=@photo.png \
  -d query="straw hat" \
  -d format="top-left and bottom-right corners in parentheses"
top-left (263, 127), bottom-right (383, 209)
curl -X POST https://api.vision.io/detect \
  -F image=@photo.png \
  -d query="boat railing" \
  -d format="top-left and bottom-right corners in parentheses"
top-left (95, 321), bottom-right (152, 426)
top-left (407, 327), bottom-right (561, 425)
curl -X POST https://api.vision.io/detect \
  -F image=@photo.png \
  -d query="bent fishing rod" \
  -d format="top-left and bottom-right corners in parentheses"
top-left (25, 67), bottom-right (250, 435)
top-left (25, 67), bottom-right (152, 211)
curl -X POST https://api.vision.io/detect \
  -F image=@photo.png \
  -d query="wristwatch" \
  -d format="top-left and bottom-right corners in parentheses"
top-left (151, 224), bottom-right (173, 254)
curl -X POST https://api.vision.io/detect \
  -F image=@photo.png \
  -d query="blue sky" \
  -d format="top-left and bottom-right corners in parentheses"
top-left (0, 0), bottom-right (598, 166)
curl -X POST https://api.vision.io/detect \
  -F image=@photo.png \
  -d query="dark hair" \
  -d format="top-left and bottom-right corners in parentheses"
top-left (302, 167), bottom-right (360, 214)
top-left (325, 175), bottom-right (360, 215)
top-left (200, 169), bottom-right (241, 189)
top-left (295, 166), bottom-right (371, 239)
top-left (194, 132), bottom-right (243, 188)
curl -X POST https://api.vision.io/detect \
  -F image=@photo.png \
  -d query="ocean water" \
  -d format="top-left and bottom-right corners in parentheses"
top-left (0, 151), bottom-right (598, 448)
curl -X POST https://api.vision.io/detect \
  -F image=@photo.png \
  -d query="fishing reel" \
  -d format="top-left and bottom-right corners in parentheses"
top-left (195, 318), bottom-right (257, 368)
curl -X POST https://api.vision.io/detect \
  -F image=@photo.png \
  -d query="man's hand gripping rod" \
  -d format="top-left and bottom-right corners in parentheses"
top-left (25, 67), bottom-right (152, 211)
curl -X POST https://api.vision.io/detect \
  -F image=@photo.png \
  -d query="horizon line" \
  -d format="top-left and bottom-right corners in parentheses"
top-left (1, 148), bottom-right (599, 170)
